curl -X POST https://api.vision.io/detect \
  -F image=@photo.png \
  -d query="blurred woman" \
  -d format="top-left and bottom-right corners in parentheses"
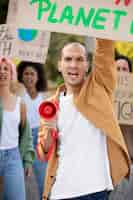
top-left (0, 57), bottom-right (35, 200)
top-left (17, 61), bottom-right (47, 200)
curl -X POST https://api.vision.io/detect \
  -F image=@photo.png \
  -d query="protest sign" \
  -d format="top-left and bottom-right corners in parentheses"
top-left (12, 29), bottom-right (50, 63)
top-left (0, 24), bottom-right (50, 63)
top-left (15, 0), bottom-right (133, 41)
top-left (0, 24), bottom-right (16, 57)
top-left (6, 0), bottom-right (51, 63)
top-left (114, 72), bottom-right (133, 125)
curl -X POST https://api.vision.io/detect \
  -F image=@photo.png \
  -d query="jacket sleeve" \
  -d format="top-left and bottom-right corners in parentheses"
top-left (19, 119), bottom-right (35, 168)
top-left (93, 39), bottom-right (116, 94)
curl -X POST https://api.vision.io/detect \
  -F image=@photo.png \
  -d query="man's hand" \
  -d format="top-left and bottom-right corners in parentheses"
top-left (42, 119), bottom-right (57, 129)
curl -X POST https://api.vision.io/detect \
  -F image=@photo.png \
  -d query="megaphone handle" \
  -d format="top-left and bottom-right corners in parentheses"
top-left (45, 129), bottom-right (58, 160)
top-left (36, 129), bottom-right (58, 162)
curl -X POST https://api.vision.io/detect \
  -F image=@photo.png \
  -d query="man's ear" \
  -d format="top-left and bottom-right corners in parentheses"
top-left (58, 61), bottom-right (62, 72)
top-left (85, 61), bottom-right (89, 72)
top-left (86, 66), bottom-right (88, 73)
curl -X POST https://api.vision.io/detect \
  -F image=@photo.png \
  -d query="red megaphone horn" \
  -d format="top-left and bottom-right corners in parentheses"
top-left (39, 100), bottom-right (58, 120)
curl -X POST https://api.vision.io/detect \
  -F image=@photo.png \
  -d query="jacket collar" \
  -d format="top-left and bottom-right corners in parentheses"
top-left (53, 84), bottom-right (66, 101)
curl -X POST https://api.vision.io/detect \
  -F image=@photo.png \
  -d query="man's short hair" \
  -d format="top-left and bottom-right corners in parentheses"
top-left (59, 42), bottom-right (88, 60)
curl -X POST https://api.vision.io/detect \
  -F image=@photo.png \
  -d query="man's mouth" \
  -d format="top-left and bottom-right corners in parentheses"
top-left (68, 72), bottom-right (79, 78)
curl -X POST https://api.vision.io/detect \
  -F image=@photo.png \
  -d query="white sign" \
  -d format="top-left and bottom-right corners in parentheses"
top-left (15, 0), bottom-right (133, 41)
top-left (114, 72), bottom-right (133, 125)
top-left (0, 24), bottom-right (50, 63)
top-left (13, 29), bottom-right (50, 63)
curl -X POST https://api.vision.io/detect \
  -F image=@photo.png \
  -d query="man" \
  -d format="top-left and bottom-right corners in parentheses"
top-left (38, 39), bottom-right (130, 200)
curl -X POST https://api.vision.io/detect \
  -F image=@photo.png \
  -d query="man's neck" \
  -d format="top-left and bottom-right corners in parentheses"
top-left (65, 82), bottom-right (84, 96)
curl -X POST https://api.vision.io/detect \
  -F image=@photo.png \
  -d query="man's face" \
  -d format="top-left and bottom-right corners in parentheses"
top-left (58, 44), bottom-right (88, 87)
top-left (116, 59), bottom-right (130, 73)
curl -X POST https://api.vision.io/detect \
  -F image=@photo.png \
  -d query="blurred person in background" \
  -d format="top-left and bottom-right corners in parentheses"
top-left (0, 57), bottom-right (35, 200)
top-left (115, 55), bottom-right (132, 73)
top-left (109, 55), bottom-right (133, 200)
top-left (17, 61), bottom-right (48, 200)
top-left (115, 54), bottom-right (133, 161)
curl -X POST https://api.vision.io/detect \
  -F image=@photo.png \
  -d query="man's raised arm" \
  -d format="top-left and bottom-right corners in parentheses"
top-left (94, 39), bottom-right (116, 94)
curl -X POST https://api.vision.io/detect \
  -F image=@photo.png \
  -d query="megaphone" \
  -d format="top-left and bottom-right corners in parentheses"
top-left (37, 100), bottom-right (59, 162)
top-left (39, 100), bottom-right (58, 120)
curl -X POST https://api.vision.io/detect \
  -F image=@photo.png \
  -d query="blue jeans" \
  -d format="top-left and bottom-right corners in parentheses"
top-left (56, 191), bottom-right (109, 200)
top-left (32, 127), bottom-right (47, 200)
top-left (0, 147), bottom-right (25, 200)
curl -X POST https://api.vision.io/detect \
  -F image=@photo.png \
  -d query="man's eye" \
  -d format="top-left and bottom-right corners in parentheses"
top-left (77, 57), bottom-right (84, 61)
top-left (65, 57), bottom-right (72, 61)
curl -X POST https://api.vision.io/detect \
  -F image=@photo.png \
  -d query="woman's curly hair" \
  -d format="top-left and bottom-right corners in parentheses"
top-left (17, 61), bottom-right (47, 92)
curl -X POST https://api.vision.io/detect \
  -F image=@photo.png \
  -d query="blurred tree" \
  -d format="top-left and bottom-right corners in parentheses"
top-left (116, 42), bottom-right (133, 59)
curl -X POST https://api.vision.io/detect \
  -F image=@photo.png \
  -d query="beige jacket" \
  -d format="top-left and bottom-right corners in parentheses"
top-left (38, 39), bottom-right (130, 200)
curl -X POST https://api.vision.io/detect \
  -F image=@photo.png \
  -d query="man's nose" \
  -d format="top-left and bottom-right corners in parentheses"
top-left (70, 60), bottom-right (77, 68)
